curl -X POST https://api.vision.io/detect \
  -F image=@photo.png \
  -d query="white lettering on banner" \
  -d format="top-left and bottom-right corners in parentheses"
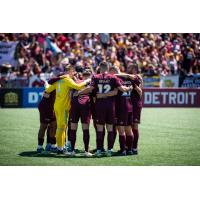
top-left (161, 92), bottom-right (168, 104)
top-left (189, 92), bottom-right (196, 104)
top-left (152, 92), bottom-right (160, 104)
top-left (169, 92), bottom-right (176, 104)
top-left (28, 92), bottom-right (43, 104)
top-left (28, 92), bottom-right (38, 103)
top-left (144, 91), bottom-right (197, 105)
top-left (144, 92), bottom-right (152, 104)
top-left (177, 92), bottom-right (184, 104)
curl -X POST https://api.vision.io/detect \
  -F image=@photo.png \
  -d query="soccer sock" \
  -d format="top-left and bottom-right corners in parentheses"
top-left (56, 127), bottom-right (65, 149)
top-left (119, 135), bottom-right (126, 151)
top-left (96, 131), bottom-right (103, 150)
top-left (102, 127), bottom-right (106, 150)
top-left (113, 126), bottom-right (117, 146)
top-left (47, 126), bottom-right (51, 144)
top-left (38, 137), bottom-right (44, 146)
top-left (133, 129), bottom-right (139, 150)
top-left (83, 129), bottom-right (90, 152)
top-left (126, 135), bottom-right (134, 151)
top-left (107, 131), bottom-right (114, 150)
top-left (70, 130), bottom-right (77, 151)
top-left (50, 137), bottom-right (56, 145)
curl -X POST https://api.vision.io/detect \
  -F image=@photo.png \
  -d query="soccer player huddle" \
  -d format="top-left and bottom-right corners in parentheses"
top-left (37, 61), bottom-right (143, 157)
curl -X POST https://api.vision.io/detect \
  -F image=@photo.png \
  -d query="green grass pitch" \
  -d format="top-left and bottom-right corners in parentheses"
top-left (0, 108), bottom-right (200, 166)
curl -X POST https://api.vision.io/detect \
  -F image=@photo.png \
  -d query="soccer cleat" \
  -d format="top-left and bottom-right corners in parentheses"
top-left (45, 143), bottom-right (51, 151)
top-left (132, 149), bottom-right (138, 155)
top-left (37, 147), bottom-right (44, 154)
top-left (65, 141), bottom-right (72, 152)
top-left (106, 149), bottom-right (113, 157)
top-left (83, 151), bottom-right (93, 158)
top-left (126, 150), bottom-right (133, 155)
top-left (95, 150), bottom-right (102, 157)
top-left (57, 150), bottom-right (64, 155)
top-left (50, 146), bottom-right (57, 153)
top-left (64, 151), bottom-right (76, 157)
top-left (117, 150), bottom-right (126, 156)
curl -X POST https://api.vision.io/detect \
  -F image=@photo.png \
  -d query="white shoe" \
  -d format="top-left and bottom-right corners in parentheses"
top-left (84, 151), bottom-right (93, 157)
top-left (64, 151), bottom-right (75, 157)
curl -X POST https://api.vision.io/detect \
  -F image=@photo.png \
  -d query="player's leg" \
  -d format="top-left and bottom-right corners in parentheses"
top-left (96, 124), bottom-right (104, 157)
top-left (132, 123), bottom-right (139, 154)
top-left (70, 122), bottom-right (78, 153)
top-left (65, 119), bottom-right (72, 152)
top-left (116, 126), bottom-right (126, 156)
top-left (54, 107), bottom-right (67, 154)
top-left (45, 125), bottom-right (51, 151)
top-left (49, 120), bottom-right (57, 152)
top-left (125, 125), bottom-right (134, 155)
top-left (37, 123), bottom-right (48, 153)
top-left (80, 104), bottom-right (93, 156)
top-left (132, 106), bottom-right (141, 154)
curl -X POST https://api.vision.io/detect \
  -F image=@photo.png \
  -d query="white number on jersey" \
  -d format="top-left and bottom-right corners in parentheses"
top-left (98, 84), bottom-right (111, 94)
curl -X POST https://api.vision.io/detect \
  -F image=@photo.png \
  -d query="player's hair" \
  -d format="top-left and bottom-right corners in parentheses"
top-left (99, 61), bottom-right (109, 72)
top-left (109, 66), bottom-right (119, 74)
top-left (82, 70), bottom-right (91, 77)
top-left (65, 64), bottom-right (74, 73)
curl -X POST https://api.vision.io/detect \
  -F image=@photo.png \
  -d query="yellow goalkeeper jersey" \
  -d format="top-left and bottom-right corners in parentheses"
top-left (45, 76), bottom-right (86, 111)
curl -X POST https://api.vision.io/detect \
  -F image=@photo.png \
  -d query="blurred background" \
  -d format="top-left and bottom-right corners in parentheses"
top-left (0, 33), bottom-right (200, 88)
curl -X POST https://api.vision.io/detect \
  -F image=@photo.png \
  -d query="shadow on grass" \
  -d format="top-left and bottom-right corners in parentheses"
top-left (18, 151), bottom-right (127, 159)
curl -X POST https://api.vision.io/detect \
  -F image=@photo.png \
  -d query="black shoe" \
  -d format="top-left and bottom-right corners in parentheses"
top-left (117, 150), bottom-right (126, 156)
top-left (126, 150), bottom-right (133, 155)
top-left (132, 149), bottom-right (138, 155)
top-left (57, 150), bottom-right (64, 155)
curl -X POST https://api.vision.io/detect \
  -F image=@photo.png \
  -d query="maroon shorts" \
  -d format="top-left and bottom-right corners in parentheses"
top-left (38, 107), bottom-right (56, 124)
top-left (69, 103), bottom-right (91, 124)
top-left (95, 101), bottom-right (115, 125)
top-left (132, 106), bottom-right (142, 124)
top-left (116, 111), bottom-right (133, 126)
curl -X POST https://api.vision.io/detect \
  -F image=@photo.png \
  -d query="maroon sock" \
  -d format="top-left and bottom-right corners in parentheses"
top-left (70, 130), bottom-right (77, 151)
top-left (113, 126), bottom-right (117, 146)
top-left (38, 137), bottom-right (44, 146)
top-left (133, 129), bottom-right (139, 149)
top-left (83, 129), bottom-right (90, 152)
top-left (67, 121), bottom-right (71, 142)
top-left (126, 135), bottom-right (134, 151)
top-left (96, 131), bottom-right (103, 150)
top-left (108, 131), bottom-right (114, 150)
top-left (50, 137), bottom-right (56, 145)
top-left (46, 126), bottom-right (51, 144)
top-left (119, 135), bottom-right (126, 151)
top-left (102, 127), bottom-right (106, 150)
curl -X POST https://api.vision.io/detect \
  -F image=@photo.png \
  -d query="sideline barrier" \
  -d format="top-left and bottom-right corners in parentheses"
top-left (1, 87), bottom-right (200, 108)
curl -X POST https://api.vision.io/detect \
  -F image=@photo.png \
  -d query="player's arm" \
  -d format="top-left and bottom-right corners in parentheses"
top-left (45, 82), bottom-right (56, 93)
top-left (66, 77), bottom-right (90, 90)
top-left (115, 73), bottom-right (136, 80)
top-left (96, 88), bottom-right (118, 98)
top-left (133, 76), bottom-right (143, 97)
top-left (77, 86), bottom-right (94, 95)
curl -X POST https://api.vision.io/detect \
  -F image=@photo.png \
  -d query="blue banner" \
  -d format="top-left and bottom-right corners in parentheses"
top-left (22, 87), bottom-right (44, 108)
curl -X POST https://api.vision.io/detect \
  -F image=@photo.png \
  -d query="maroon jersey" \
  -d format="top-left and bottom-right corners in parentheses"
top-left (70, 80), bottom-right (91, 124)
top-left (116, 76), bottom-right (134, 113)
top-left (38, 91), bottom-right (56, 123)
top-left (90, 72), bottom-right (122, 103)
top-left (90, 72), bottom-right (122, 124)
top-left (131, 75), bottom-right (143, 108)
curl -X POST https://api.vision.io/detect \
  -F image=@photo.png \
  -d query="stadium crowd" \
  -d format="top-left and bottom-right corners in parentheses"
top-left (1, 33), bottom-right (200, 88)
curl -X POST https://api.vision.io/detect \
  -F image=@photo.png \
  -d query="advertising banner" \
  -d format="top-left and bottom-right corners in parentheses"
top-left (143, 75), bottom-right (160, 87)
top-left (143, 88), bottom-right (200, 107)
top-left (22, 87), bottom-right (44, 108)
top-left (0, 88), bottom-right (23, 108)
top-left (181, 74), bottom-right (200, 88)
top-left (160, 75), bottom-right (179, 88)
